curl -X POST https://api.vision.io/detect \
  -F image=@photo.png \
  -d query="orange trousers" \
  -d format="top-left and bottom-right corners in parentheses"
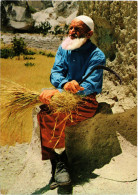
top-left (37, 93), bottom-right (98, 160)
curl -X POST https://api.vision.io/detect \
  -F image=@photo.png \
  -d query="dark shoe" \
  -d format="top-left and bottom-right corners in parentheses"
top-left (49, 177), bottom-right (58, 190)
top-left (49, 159), bottom-right (58, 190)
top-left (54, 161), bottom-right (71, 186)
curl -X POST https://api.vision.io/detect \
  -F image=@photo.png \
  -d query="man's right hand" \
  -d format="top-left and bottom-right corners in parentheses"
top-left (63, 80), bottom-right (84, 94)
top-left (39, 89), bottom-right (59, 104)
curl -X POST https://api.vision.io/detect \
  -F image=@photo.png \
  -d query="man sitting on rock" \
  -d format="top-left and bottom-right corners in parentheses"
top-left (37, 15), bottom-right (106, 189)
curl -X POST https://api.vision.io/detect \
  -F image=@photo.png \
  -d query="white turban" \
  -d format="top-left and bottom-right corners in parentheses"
top-left (75, 15), bottom-right (94, 31)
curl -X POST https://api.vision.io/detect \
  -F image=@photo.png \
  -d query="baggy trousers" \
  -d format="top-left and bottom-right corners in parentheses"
top-left (37, 93), bottom-right (98, 160)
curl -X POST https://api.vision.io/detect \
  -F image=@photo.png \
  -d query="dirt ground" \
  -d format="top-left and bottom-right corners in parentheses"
top-left (0, 106), bottom-right (137, 195)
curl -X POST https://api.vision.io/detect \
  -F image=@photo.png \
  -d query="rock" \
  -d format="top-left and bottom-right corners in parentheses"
top-left (66, 11), bottom-right (79, 25)
top-left (57, 16), bottom-right (66, 24)
top-left (53, 1), bottom-right (79, 17)
top-left (9, 20), bottom-right (33, 31)
top-left (32, 10), bottom-right (49, 25)
top-left (5, 4), bottom-right (34, 30)
top-left (32, 1), bottom-right (79, 31)
top-left (78, 1), bottom-right (137, 112)
top-left (28, 1), bottom-right (53, 11)
top-left (65, 107), bottom-right (137, 177)
top-left (32, 8), bottom-right (59, 31)
top-left (2, 1), bottom-right (79, 33)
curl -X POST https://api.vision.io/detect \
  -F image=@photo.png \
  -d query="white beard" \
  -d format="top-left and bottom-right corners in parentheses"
top-left (61, 36), bottom-right (87, 50)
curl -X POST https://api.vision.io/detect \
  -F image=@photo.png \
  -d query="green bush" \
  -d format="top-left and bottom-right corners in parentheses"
top-left (64, 24), bottom-right (69, 34)
top-left (24, 62), bottom-right (35, 67)
top-left (46, 52), bottom-right (55, 57)
top-left (0, 47), bottom-right (36, 59)
top-left (33, 21), bottom-right (52, 35)
top-left (23, 56), bottom-right (35, 60)
top-left (39, 51), bottom-right (46, 55)
top-left (1, 48), bottom-right (13, 59)
top-left (1, 37), bottom-right (36, 59)
top-left (12, 36), bottom-right (27, 58)
top-left (24, 50), bottom-right (36, 55)
top-left (54, 24), bottom-right (69, 35)
top-left (39, 51), bottom-right (55, 57)
top-left (54, 25), bottom-right (64, 35)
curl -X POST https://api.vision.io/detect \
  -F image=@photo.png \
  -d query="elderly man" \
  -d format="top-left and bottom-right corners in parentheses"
top-left (38, 15), bottom-right (106, 189)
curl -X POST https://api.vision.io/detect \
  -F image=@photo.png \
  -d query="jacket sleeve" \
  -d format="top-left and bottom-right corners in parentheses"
top-left (50, 46), bottom-right (68, 88)
top-left (78, 51), bottom-right (106, 96)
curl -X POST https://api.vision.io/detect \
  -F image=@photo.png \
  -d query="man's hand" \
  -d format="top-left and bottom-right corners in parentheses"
top-left (39, 89), bottom-right (59, 104)
top-left (63, 80), bottom-right (84, 94)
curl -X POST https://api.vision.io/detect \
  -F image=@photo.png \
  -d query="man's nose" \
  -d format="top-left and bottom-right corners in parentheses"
top-left (70, 28), bottom-right (76, 33)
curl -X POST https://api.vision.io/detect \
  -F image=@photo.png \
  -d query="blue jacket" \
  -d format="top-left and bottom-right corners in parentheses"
top-left (50, 39), bottom-right (106, 96)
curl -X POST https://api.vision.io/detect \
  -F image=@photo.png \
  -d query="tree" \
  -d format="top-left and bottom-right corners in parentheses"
top-left (11, 36), bottom-right (27, 59)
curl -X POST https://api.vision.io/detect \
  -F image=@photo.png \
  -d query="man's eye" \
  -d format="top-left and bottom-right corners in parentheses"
top-left (75, 27), bottom-right (79, 31)
top-left (69, 27), bottom-right (73, 30)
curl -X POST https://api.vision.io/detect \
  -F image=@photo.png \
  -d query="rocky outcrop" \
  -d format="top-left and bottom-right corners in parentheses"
top-left (52, 1), bottom-right (78, 18)
top-left (66, 106), bottom-right (137, 171)
top-left (3, 3), bottom-right (34, 30)
top-left (32, 1), bottom-right (79, 31)
top-left (28, 1), bottom-right (53, 11)
top-left (2, 1), bottom-right (79, 32)
top-left (78, 1), bottom-right (137, 112)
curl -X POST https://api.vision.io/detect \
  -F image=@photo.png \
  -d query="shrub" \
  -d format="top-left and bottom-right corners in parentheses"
top-left (33, 21), bottom-right (52, 35)
top-left (23, 56), bottom-right (35, 60)
top-left (39, 51), bottom-right (46, 55)
top-left (39, 51), bottom-right (55, 57)
top-left (53, 24), bottom-right (69, 35)
top-left (54, 25), bottom-right (64, 35)
top-left (0, 36), bottom-right (36, 59)
top-left (1, 48), bottom-right (13, 59)
top-left (11, 36), bottom-right (27, 58)
top-left (24, 49), bottom-right (36, 55)
top-left (24, 62), bottom-right (35, 67)
top-left (64, 24), bottom-right (69, 34)
top-left (0, 47), bottom-right (36, 59)
top-left (46, 52), bottom-right (55, 57)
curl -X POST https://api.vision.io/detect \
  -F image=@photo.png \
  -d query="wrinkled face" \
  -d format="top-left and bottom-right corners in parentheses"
top-left (69, 19), bottom-right (92, 40)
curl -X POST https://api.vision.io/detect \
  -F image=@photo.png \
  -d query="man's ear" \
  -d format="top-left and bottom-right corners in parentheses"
top-left (86, 30), bottom-right (93, 39)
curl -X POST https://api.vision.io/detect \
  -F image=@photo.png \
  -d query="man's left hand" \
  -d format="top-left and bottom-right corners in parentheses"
top-left (39, 89), bottom-right (59, 104)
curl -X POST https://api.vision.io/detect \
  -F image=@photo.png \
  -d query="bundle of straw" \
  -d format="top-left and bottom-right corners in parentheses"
top-left (0, 79), bottom-right (83, 133)
top-left (50, 91), bottom-right (83, 113)
top-left (0, 79), bottom-right (41, 133)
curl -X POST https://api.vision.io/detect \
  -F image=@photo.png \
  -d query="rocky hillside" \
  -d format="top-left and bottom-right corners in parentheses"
top-left (77, 1), bottom-right (137, 113)
top-left (1, 1), bottom-right (78, 32)
top-left (1, 1), bottom-right (137, 113)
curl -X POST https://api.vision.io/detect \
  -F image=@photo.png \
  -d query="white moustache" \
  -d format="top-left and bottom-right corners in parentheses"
top-left (69, 34), bottom-right (78, 38)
